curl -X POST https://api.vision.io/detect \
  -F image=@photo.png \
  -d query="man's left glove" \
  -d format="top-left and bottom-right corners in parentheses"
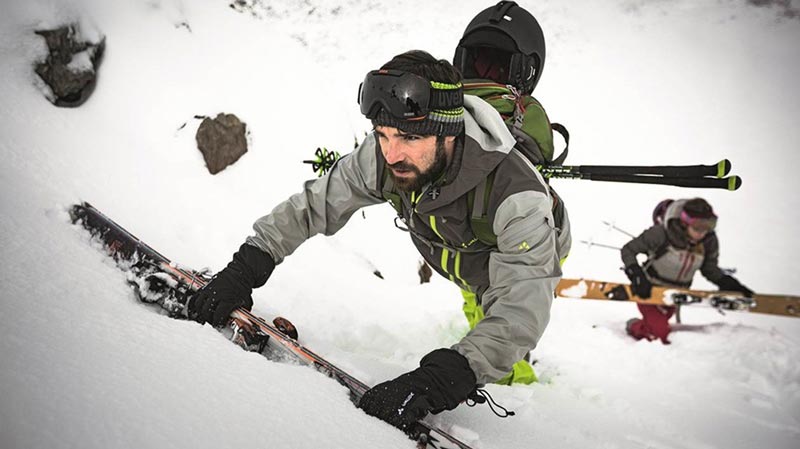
top-left (714, 275), bottom-right (754, 298)
top-left (358, 348), bottom-right (477, 432)
top-left (187, 243), bottom-right (275, 327)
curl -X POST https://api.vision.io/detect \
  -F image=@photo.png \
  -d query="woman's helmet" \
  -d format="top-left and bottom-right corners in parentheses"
top-left (453, 1), bottom-right (546, 94)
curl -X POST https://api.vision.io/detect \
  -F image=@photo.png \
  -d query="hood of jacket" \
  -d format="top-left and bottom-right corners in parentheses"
top-left (414, 95), bottom-right (516, 214)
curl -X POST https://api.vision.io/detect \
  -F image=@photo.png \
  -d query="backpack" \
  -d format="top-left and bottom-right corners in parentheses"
top-left (462, 81), bottom-right (570, 246)
top-left (652, 199), bottom-right (675, 225)
top-left (463, 81), bottom-right (569, 166)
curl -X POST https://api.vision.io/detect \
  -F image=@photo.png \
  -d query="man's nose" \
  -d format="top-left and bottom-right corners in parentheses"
top-left (383, 139), bottom-right (405, 165)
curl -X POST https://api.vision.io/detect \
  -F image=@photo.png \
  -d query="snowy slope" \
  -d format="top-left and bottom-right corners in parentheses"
top-left (1, 0), bottom-right (799, 448)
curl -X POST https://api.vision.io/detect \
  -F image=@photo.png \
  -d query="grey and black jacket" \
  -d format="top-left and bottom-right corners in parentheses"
top-left (621, 199), bottom-right (725, 288)
top-left (246, 96), bottom-right (571, 384)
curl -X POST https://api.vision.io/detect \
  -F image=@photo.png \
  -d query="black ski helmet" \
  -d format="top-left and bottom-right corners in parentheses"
top-left (454, 1), bottom-right (546, 94)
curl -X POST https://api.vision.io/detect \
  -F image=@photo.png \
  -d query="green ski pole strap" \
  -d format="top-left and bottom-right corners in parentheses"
top-left (302, 147), bottom-right (341, 177)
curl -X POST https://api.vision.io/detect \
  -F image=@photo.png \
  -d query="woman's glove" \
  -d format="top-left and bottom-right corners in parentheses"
top-left (715, 275), bottom-right (754, 298)
top-left (625, 264), bottom-right (653, 299)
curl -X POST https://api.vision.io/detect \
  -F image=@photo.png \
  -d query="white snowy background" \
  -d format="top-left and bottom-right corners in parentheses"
top-left (1, 0), bottom-right (799, 448)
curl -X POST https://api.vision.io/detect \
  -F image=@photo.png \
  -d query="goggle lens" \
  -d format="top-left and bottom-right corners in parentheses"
top-left (358, 70), bottom-right (431, 120)
top-left (681, 210), bottom-right (717, 233)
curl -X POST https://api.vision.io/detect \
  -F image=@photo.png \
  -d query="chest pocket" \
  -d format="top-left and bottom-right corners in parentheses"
top-left (421, 213), bottom-right (493, 293)
top-left (647, 244), bottom-right (705, 286)
top-left (420, 202), bottom-right (482, 250)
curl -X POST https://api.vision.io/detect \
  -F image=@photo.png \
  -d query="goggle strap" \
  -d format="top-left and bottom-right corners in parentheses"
top-left (680, 210), bottom-right (717, 231)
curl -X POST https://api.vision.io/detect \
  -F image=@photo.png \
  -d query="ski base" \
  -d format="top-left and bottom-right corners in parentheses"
top-left (556, 278), bottom-right (799, 317)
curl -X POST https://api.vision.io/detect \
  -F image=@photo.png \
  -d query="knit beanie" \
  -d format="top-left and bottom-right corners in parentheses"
top-left (683, 198), bottom-right (716, 219)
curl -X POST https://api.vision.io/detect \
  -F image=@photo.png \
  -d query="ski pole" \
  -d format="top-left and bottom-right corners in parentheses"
top-left (579, 240), bottom-right (621, 251)
top-left (601, 221), bottom-right (636, 239)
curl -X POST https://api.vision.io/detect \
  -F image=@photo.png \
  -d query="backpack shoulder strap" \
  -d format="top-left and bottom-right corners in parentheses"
top-left (468, 169), bottom-right (498, 247)
top-left (467, 159), bottom-right (567, 248)
top-left (508, 126), bottom-right (546, 165)
top-left (549, 185), bottom-right (566, 232)
top-left (550, 123), bottom-right (570, 165)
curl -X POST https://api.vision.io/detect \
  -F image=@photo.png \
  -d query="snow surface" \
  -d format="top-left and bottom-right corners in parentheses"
top-left (1, 0), bottom-right (799, 448)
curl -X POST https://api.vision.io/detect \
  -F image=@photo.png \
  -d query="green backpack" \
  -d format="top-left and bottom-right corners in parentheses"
top-left (462, 81), bottom-right (570, 246)
top-left (463, 81), bottom-right (569, 166)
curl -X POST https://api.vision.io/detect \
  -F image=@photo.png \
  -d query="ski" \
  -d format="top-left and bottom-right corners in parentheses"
top-left (538, 160), bottom-right (742, 190)
top-left (556, 278), bottom-right (799, 317)
top-left (541, 170), bottom-right (742, 190)
top-left (585, 173), bottom-right (741, 190)
top-left (544, 159), bottom-right (731, 178)
top-left (70, 202), bottom-right (475, 449)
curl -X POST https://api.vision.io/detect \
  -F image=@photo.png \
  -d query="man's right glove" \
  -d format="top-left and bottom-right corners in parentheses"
top-left (625, 264), bottom-right (653, 299)
top-left (357, 348), bottom-right (477, 433)
top-left (187, 243), bottom-right (275, 327)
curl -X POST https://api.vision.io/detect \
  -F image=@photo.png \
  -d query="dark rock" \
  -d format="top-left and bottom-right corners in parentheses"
top-left (746, 0), bottom-right (800, 18)
top-left (34, 25), bottom-right (105, 107)
top-left (195, 113), bottom-right (249, 174)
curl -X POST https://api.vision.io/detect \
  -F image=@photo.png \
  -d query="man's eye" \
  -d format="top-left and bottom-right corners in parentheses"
top-left (402, 135), bottom-right (422, 142)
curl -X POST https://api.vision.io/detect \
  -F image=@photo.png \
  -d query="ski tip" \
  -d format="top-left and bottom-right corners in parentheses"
top-left (727, 176), bottom-right (742, 191)
top-left (717, 159), bottom-right (732, 178)
top-left (69, 203), bottom-right (87, 223)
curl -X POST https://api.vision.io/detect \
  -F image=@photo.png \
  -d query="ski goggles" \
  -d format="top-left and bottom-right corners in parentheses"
top-left (680, 210), bottom-right (717, 233)
top-left (358, 69), bottom-right (463, 120)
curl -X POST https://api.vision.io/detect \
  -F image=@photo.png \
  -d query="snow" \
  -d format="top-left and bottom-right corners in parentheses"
top-left (1, 0), bottom-right (799, 448)
top-left (65, 49), bottom-right (94, 73)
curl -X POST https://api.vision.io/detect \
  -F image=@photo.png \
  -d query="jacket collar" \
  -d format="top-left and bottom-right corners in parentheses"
top-left (414, 96), bottom-right (514, 214)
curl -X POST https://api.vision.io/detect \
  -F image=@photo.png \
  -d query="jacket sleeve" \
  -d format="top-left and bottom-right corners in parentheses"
top-left (452, 190), bottom-right (562, 384)
top-left (699, 233), bottom-right (725, 283)
top-left (246, 135), bottom-right (385, 263)
top-left (621, 225), bottom-right (666, 268)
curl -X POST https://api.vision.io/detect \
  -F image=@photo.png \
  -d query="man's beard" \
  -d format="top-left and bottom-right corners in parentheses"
top-left (389, 138), bottom-right (449, 193)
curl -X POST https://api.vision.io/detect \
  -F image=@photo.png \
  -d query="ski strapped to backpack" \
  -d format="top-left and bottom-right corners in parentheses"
top-left (460, 83), bottom-right (741, 191)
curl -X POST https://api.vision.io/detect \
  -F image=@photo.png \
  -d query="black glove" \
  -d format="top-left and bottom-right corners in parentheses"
top-left (715, 275), bottom-right (754, 298)
top-left (187, 243), bottom-right (275, 326)
top-left (358, 348), bottom-right (477, 432)
top-left (625, 264), bottom-right (653, 299)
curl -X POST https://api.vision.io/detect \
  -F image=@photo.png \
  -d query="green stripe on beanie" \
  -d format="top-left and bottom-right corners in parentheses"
top-left (371, 108), bottom-right (464, 136)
